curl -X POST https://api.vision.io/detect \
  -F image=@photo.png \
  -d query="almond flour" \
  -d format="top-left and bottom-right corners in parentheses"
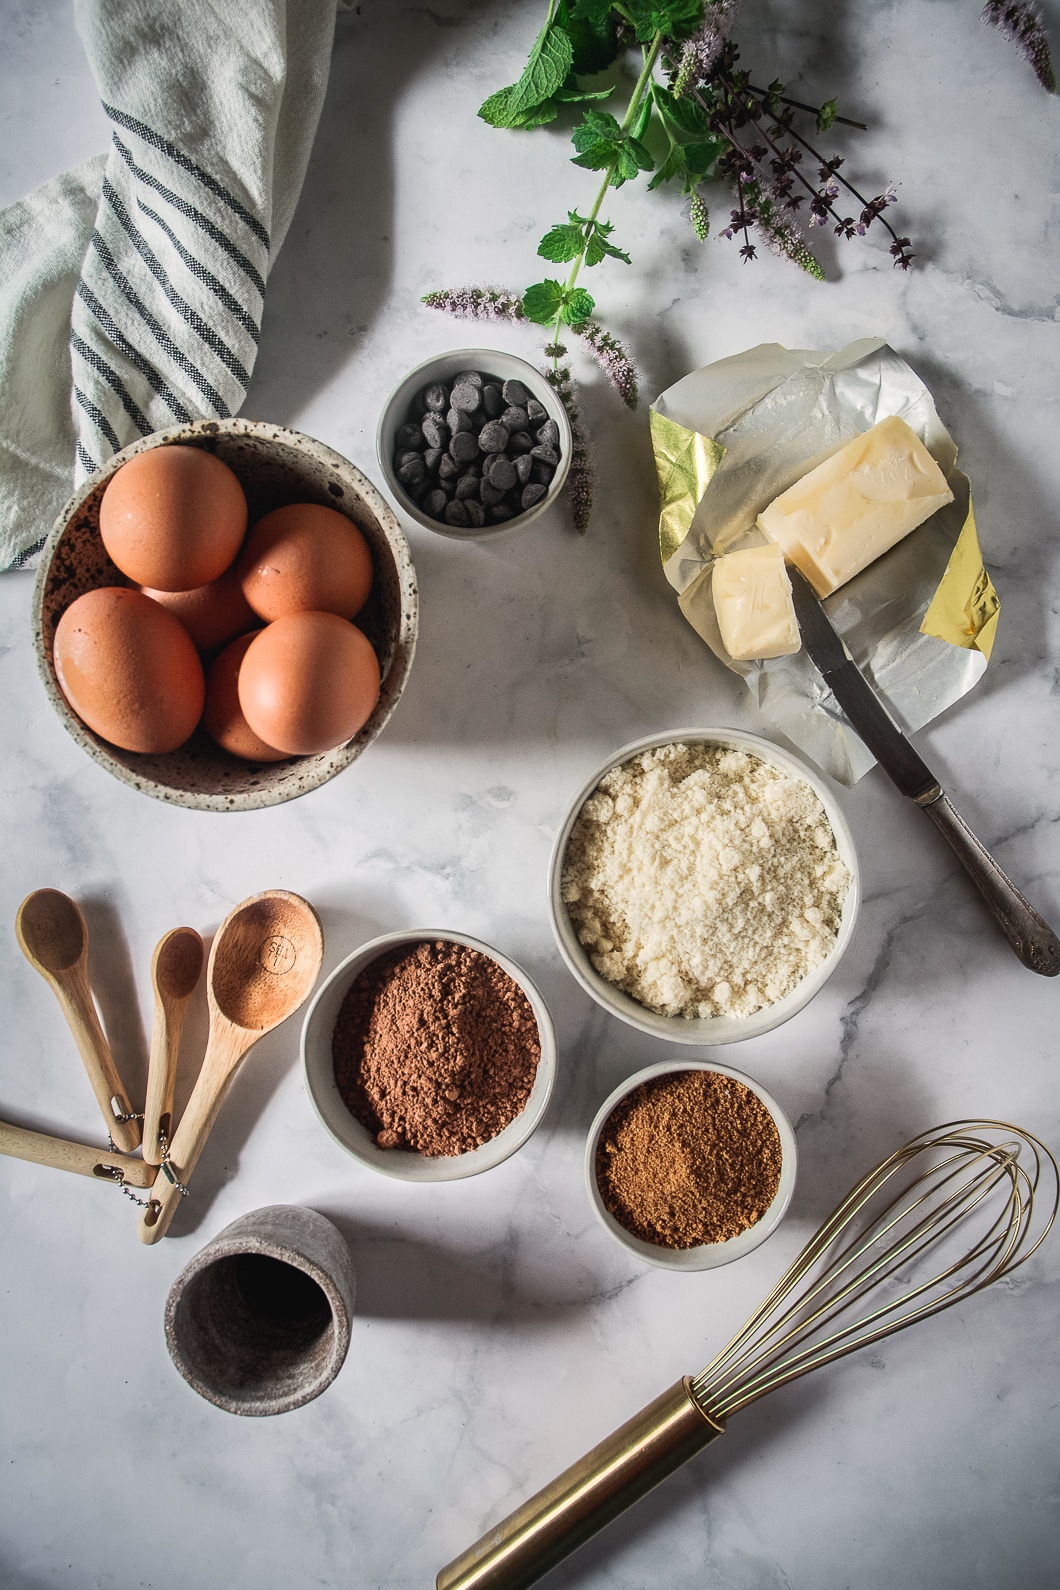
top-left (561, 742), bottom-right (851, 1020)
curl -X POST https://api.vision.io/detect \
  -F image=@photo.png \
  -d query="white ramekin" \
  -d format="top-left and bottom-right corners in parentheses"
top-left (585, 1059), bottom-right (798, 1272)
top-left (549, 727), bottom-right (861, 1044)
top-left (301, 929), bottom-right (556, 1182)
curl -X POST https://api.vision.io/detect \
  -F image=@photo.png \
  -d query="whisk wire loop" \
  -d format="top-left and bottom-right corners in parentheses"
top-left (691, 1122), bottom-right (1056, 1422)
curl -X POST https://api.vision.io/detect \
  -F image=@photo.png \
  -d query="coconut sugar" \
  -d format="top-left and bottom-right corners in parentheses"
top-left (561, 742), bottom-right (851, 1020)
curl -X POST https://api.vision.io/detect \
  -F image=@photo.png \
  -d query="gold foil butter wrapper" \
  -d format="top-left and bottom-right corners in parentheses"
top-left (651, 338), bottom-right (1000, 786)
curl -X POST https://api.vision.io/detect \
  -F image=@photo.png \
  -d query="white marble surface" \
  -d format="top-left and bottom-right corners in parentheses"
top-left (2, 2), bottom-right (1059, 1586)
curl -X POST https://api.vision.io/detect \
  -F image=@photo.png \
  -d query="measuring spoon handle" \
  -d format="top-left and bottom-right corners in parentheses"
top-left (52, 961), bottom-right (142, 1151)
top-left (0, 1118), bottom-right (156, 1188)
top-left (138, 1023), bottom-right (253, 1244)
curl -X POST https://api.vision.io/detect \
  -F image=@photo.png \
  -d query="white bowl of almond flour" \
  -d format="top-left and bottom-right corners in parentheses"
top-left (549, 729), bottom-right (860, 1044)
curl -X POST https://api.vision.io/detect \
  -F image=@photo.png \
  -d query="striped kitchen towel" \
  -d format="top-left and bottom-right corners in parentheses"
top-left (0, 0), bottom-right (339, 572)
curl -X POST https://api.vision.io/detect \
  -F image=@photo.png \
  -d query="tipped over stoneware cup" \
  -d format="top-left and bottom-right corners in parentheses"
top-left (164, 1205), bottom-right (354, 1416)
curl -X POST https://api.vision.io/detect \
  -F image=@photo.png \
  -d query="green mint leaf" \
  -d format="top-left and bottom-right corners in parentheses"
top-left (523, 279), bottom-right (567, 325)
top-left (816, 98), bottom-right (839, 132)
top-left (584, 229), bottom-right (631, 266)
top-left (646, 143), bottom-right (685, 189)
top-left (510, 99), bottom-right (561, 128)
top-left (555, 83), bottom-right (614, 103)
top-left (557, 2), bottom-right (623, 75)
top-left (478, 87), bottom-right (518, 128)
top-left (628, 136), bottom-right (654, 172)
top-left (507, 24), bottom-right (574, 118)
top-left (653, 83), bottom-right (710, 138)
top-left (571, 142), bottom-right (620, 172)
top-left (681, 137), bottom-right (724, 177)
top-left (538, 222), bottom-right (587, 263)
top-left (562, 288), bottom-right (595, 326)
top-left (623, 0), bottom-right (704, 43)
top-left (630, 92), bottom-right (653, 143)
top-left (570, 0), bottom-right (616, 25)
top-left (571, 108), bottom-right (623, 152)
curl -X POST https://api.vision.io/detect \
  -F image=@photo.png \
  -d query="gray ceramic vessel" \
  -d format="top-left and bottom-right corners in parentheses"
top-left (164, 1204), bottom-right (354, 1417)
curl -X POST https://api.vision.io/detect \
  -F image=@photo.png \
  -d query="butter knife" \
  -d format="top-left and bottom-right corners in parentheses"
top-left (787, 565), bottom-right (1060, 976)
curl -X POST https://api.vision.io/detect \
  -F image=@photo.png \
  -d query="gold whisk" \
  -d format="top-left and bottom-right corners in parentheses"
top-left (437, 1120), bottom-right (1057, 1590)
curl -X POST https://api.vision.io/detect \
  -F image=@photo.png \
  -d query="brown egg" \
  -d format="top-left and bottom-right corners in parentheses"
top-left (141, 567), bottom-right (259, 653)
top-left (238, 612), bottom-right (381, 756)
top-left (53, 587), bottom-right (205, 753)
top-left (203, 632), bottom-right (290, 763)
top-left (239, 503), bottom-right (373, 621)
top-left (99, 445), bottom-right (247, 591)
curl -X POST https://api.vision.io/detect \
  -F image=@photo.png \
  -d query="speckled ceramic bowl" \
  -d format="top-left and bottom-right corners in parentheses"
top-left (377, 348), bottom-right (572, 540)
top-left (32, 418), bottom-right (418, 811)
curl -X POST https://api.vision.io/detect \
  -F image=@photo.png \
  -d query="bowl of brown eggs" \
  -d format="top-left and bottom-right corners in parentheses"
top-left (32, 418), bottom-right (418, 811)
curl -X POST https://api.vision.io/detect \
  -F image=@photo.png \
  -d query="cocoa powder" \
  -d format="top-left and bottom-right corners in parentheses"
top-left (331, 939), bottom-right (541, 1157)
top-left (595, 1070), bottom-right (782, 1248)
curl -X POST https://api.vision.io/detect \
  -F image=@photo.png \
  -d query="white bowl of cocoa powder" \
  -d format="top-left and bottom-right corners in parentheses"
top-left (585, 1060), bottom-right (797, 1271)
top-left (301, 929), bottom-right (556, 1181)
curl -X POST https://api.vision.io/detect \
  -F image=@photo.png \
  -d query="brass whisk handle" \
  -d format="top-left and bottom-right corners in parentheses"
top-left (436, 1378), bottom-right (724, 1590)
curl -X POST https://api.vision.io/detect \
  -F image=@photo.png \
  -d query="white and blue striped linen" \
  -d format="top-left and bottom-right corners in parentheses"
top-left (0, 0), bottom-right (338, 572)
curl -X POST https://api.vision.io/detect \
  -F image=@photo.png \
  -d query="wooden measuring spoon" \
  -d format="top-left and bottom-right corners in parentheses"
top-left (143, 927), bottom-right (204, 1166)
top-left (139, 890), bottom-right (323, 1244)
top-left (0, 1117), bottom-right (156, 1189)
top-left (16, 889), bottom-right (141, 1153)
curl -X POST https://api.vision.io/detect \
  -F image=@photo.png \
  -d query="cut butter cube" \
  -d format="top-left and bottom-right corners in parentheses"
top-left (756, 414), bottom-right (954, 597)
top-left (713, 544), bottom-right (801, 660)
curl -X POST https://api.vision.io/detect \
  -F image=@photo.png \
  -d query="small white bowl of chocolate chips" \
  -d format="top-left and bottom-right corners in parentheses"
top-left (377, 348), bottom-right (572, 538)
top-left (301, 928), bottom-right (557, 1181)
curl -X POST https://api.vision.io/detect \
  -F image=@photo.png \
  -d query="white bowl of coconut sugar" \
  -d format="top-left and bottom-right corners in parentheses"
top-left (548, 728), bottom-right (861, 1045)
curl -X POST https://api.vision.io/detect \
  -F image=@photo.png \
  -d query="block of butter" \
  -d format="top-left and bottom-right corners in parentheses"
top-left (756, 414), bottom-right (954, 597)
top-left (712, 543), bottom-right (801, 660)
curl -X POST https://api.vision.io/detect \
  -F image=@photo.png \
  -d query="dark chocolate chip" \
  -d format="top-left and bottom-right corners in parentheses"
top-left (520, 482), bottom-right (547, 510)
top-left (450, 381), bottom-right (481, 413)
top-left (502, 378), bottom-right (530, 407)
top-left (438, 454), bottom-right (460, 480)
top-left (424, 447), bottom-right (443, 474)
top-left (508, 430), bottom-right (533, 454)
top-left (515, 453), bottom-right (533, 484)
top-left (530, 444), bottom-right (559, 466)
top-left (454, 370), bottom-right (483, 388)
top-left (486, 455), bottom-right (517, 490)
top-left (450, 431), bottom-right (480, 464)
top-left (423, 488), bottom-right (448, 518)
top-left (455, 473), bottom-right (481, 500)
top-left (447, 408), bottom-right (473, 435)
top-left (482, 383), bottom-right (503, 417)
top-left (478, 419), bottom-right (509, 454)
top-left (444, 499), bottom-right (471, 527)
top-left (464, 499), bottom-right (486, 527)
top-left (531, 460), bottom-right (555, 485)
top-left (489, 504), bottom-right (516, 522)
top-left (479, 478), bottom-right (505, 506)
top-left (421, 414), bottom-right (448, 449)
top-left (396, 423), bottom-right (425, 451)
top-left (527, 398), bottom-right (547, 423)
top-left (535, 419), bottom-right (560, 449)
top-left (500, 406), bottom-right (528, 433)
top-left (396, 454), bottom-right (426, 487)
top-left (424, 383), bottom-right (448, 413)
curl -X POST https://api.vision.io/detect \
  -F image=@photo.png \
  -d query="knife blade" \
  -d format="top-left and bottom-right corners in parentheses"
top-left (787, 564), bottom-right (1060, 976)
